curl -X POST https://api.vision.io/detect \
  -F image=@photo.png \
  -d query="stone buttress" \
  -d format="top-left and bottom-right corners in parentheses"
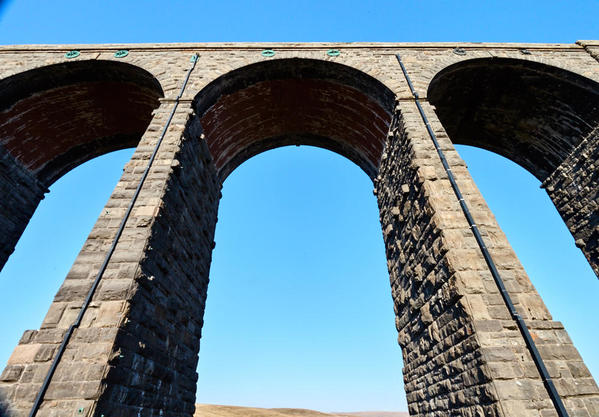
top-left (543, 126), bottom-right (599, 278)
top-left (376, 101), bottom-right (599, 416)
top-left (0, 145), bottom-right (46, 273)
top-left (0, 102), bottom-right (220, 417)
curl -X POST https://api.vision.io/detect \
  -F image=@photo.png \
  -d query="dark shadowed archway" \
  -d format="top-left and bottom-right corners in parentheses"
top-left (192, 58), bottom-right (396, 181)
top-left (0, 59), bottom-right (164, 186)
top-left (427, 58), bottom-right (599, 181)
top-left (428, 58), bottom-right (599, 279)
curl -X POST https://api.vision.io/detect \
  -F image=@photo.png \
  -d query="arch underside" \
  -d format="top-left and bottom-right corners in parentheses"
top-left (0, 60), bottom-right (163, 185)
top-left (193, 59), bottom-right (395, 181)
top-left (428, 58), bottom-right (599, 181)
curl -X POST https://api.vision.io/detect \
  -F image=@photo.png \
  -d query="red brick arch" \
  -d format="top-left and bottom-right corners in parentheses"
top-left (192, 58), bottom-right (396, 181)
top-left (0, 60), bottom-right (164, 185)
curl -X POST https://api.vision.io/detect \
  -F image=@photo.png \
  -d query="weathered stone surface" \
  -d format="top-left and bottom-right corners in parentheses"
top-left (0, 42), bottom-right (597, 417)
top-left (543, 126), bottom-right (599, 277)
top-left (0, 144), bottom-right (45, 273)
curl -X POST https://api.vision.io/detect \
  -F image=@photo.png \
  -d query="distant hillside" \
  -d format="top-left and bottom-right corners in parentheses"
top-left (194, 404), bottom-right (408, 417)
top-left (194, 404), bottom-right (336, 417)
top-left (337, 413), bottom-right (409, 417)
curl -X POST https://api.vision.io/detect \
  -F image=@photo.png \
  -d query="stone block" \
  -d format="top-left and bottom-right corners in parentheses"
top-left (41, 303), bottom-right (67, 329)
top-left (34, 346), bottom-right (56, 363)
top-left (7, 345), bottom-right (42, 365)
top-left (0, 365), bottom-right (24, 382)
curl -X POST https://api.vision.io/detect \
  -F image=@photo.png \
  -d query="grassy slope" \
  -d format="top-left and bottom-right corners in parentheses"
top-left (194, 404), bottom-right (408, 417)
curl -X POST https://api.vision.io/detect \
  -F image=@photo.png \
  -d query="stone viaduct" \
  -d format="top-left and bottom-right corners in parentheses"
top-left (0, 41), bottom-right (598, 417)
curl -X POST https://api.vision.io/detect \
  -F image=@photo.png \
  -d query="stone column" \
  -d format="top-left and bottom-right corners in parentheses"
top-left (542, 126), bottom-right (599, 279)
top-left (0, 103), bottom-right (221, 417)
top-left (0, 145), bottom-right (46, 273)
top-left (376, 100), bottom-right (599, 417)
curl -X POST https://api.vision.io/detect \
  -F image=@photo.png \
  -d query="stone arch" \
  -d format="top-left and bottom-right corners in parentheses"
top-left (0, 59), bottom-right (164, 186)
top-left (427, 57), bottom-right (599, 181)
top-left (191, 58), bottom-right (396, 181)
top-left (0, 59), bottom-right (164, 272)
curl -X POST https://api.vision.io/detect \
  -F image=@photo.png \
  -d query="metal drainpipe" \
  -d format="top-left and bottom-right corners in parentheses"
top-left (28, 53), bottom-right (200, 417)
top-left (394, 53), bottom-right (570, 417)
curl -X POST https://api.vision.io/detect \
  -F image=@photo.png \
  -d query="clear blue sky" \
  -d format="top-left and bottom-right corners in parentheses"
top-left (0, 0), bottom-right (598, 413)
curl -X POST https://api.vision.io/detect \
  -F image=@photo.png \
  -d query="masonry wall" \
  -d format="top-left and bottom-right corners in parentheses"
top-left (377, 101), bottom-right (599, 416)
top-left (543, 126), bottom-right (599, 277)
top-left (0, 144), bottom-right (45, 271)
top-left (0, 101), bottom-right (220, 417)
top-left (377, 114), bottom-right (502, 416)
top-left (93, 119), bottom-right (220, 416)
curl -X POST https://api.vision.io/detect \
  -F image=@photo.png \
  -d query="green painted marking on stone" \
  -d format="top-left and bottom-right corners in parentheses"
top-left (261, 49), bottom-right (275, 57)
top-left (190, 54), bottom-right (199, 63)
top-left (327, 49), bottom-right (340, 57)
top-left (65, 50), bottom-right (80, 59)
top-left (78, 407), bottom-right (84, 413)
top-left (114, 50), bottom-right (129, 58)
